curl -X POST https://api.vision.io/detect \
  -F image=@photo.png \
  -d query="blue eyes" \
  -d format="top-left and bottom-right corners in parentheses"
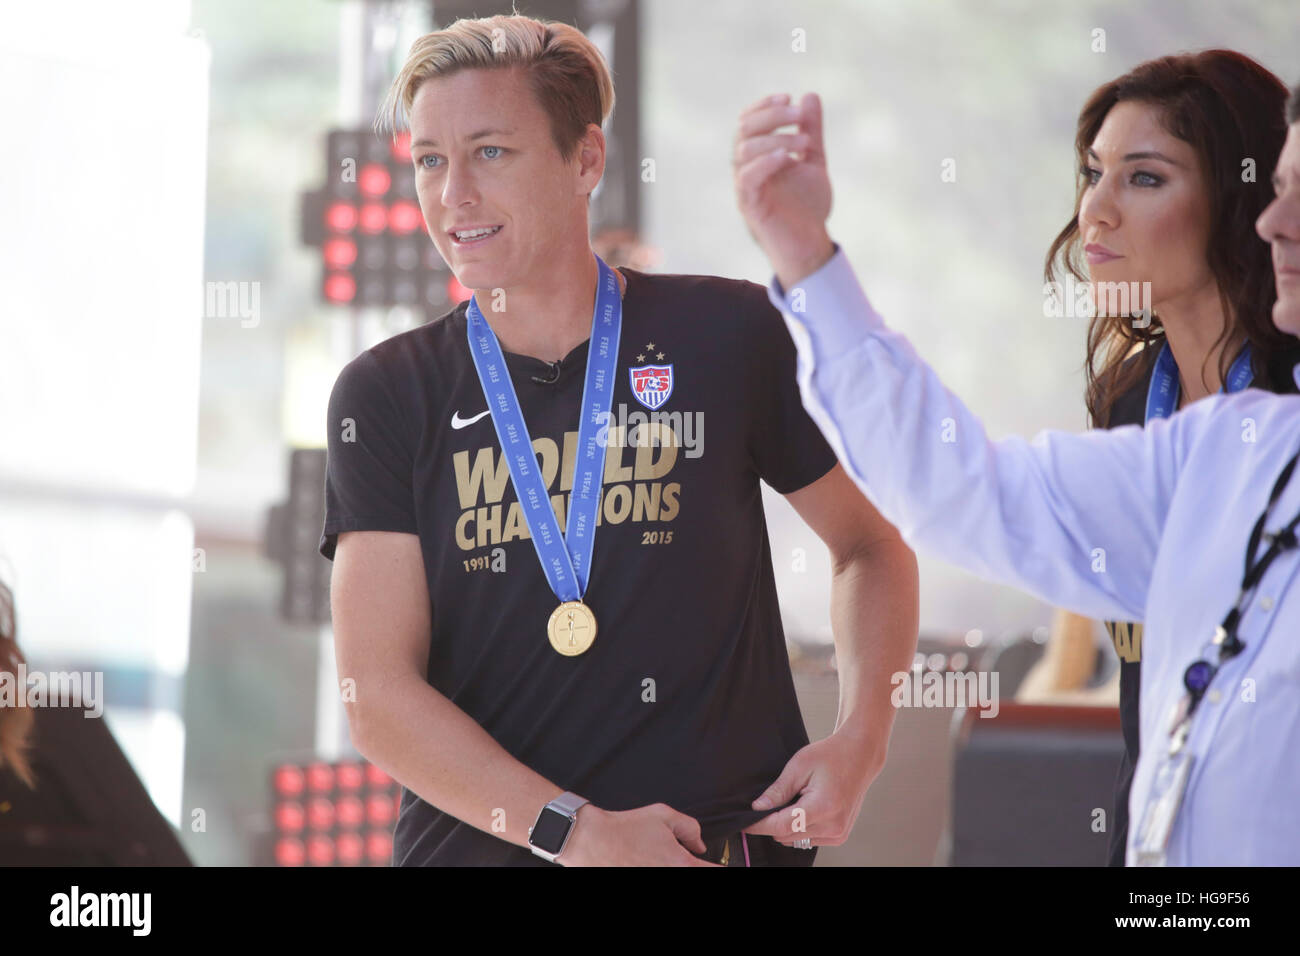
top-left (1081, 165), bottom-right (1164, 188)
top-left (418, 146), bottom-right (504, 169)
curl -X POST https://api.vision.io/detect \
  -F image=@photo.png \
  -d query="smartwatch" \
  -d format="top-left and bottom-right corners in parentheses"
top-left (527, 791), bottom-right (589, 863)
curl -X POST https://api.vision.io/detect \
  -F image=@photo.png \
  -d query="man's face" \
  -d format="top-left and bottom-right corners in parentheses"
top-left (1257, 122), bottom-right (1300, 336)
top-left (407, 66), bottom-right (598, 292)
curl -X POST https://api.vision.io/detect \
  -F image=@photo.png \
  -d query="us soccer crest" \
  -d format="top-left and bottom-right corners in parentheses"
top-left (629, 363), bottom-right (674, 410)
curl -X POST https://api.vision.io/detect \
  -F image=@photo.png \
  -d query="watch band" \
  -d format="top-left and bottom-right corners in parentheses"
top-left (548, 791), bottom-right (589, 817)
top-left (527, 791), bottom-right (589, 863)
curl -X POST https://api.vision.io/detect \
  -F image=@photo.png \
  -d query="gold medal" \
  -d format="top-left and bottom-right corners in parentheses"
top-left (548, 601), bottom-right (597, 656)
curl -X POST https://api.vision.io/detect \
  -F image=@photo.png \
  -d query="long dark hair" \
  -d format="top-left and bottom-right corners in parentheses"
top-left (1045, 50), bottom-right (1300, 427)
top-left (0, 577), bottom-right (35, 788)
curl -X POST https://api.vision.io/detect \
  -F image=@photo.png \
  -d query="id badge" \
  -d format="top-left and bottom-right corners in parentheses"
top-left (1133, 751), bottom-right (1195, 866)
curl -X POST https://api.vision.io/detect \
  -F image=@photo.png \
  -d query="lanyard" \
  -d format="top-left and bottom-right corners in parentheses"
top-left (464, 256), bottom-right (624, 603)
top-left (1167, 445), bottom-right (1300, 754)
top-left (1144, 341), bottom-right (1254, 424)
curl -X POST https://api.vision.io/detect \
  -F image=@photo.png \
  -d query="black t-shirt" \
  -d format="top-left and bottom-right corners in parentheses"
top-left (1096, 354), bottom-right (1149, 868)
top-left (1099, 343), bottom-right (1299, 866)
top-left (319, 266), bottom-right (838, 865)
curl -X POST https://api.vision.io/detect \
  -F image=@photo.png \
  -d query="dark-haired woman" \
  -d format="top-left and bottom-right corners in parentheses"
top-left (734, 68), bottom-right (1300, 863)
top-left (1032, 49), bottom-right (1299, 866)
top-left (0, 578), bottom-right (35, 789)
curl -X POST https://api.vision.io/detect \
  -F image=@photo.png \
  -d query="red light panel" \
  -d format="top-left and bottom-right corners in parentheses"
top-left (389, 131), bottom-right (412, 163)
top-left (270, 756), bottom-right (403, 866)
top-left (366, 832), bottom-right (393, 864)
top-left (310, 127), bottom-right (452, 313)
top-left (324, 273), bottom-right (356, 304)
top-left (274, 801), bottom-right (305, 833)
top-left (273, 765), bottom-right (305, 797)
top-left (307, 797), bottom-right (336, 831)
top-left (323, 237), bottom-right (357, 269)
top-left (306, 762), bottom-right (335, 793)
top-left (306, 834), bottom-right (335, 867)
top-left (336, 832), bottom-right (365, 866)
top-left (388, 201), bottom-right (423, 235)
top-left (358, 202), bottom-right (388, 235)
top-left (336, 762), bottom-right (364, 791)
top-left (325, 202), bottom-right (358, 233)
top-left (275, 837), bottom-right (305, 867)
top-left (335, 795), bottom-right (365, 829)
top-left (359, 163), bottom-right (392, 198)
top-left (366, 793), bottom-right (395, 827)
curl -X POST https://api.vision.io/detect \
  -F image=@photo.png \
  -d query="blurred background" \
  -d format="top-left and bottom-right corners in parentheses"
top-left (0, 0), bottom-right (1294, 866)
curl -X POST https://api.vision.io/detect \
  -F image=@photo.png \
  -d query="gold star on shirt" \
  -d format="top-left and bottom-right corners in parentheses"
top-left (636, 354), bottom-right (645, 362)
top-left (656, 351), bottom-right (665, 360)
top-left (645, 341), bottom-right (655, 350)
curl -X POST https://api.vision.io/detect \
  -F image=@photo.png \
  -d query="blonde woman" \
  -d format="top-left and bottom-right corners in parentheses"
top-left (322, 13), bottom-right (919, 867)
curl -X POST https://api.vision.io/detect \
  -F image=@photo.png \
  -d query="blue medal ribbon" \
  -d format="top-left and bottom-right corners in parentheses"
top-left (1144, 341), bottom-right (1255, 423)
top-left (464, 256), bottom-right (623, 603)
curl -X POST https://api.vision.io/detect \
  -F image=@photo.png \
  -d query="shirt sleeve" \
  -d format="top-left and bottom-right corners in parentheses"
top-left (743, 283), bottom-right (840, 494)
top-left (319, 350), bottom-right (420, 561)
top-left (766, 246), bottom-right (1199, 623)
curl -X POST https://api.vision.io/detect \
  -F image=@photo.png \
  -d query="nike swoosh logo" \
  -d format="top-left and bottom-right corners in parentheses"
top-left (451, 409), bottom-right (491, 429)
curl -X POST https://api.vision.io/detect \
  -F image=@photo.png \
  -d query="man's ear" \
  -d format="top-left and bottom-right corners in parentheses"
top-left (577, 123), bottom-right (606, 196)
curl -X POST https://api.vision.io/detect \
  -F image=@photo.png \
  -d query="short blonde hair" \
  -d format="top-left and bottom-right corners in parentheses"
top-left (376, 13), bottom-right (615, 164)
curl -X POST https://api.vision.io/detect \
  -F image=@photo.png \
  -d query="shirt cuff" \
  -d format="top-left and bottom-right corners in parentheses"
top-left (765, 244), bottom-right (885, 368)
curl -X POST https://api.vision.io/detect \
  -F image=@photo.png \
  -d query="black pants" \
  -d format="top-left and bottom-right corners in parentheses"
top-left (695, 832), bottom-right (817, 867)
